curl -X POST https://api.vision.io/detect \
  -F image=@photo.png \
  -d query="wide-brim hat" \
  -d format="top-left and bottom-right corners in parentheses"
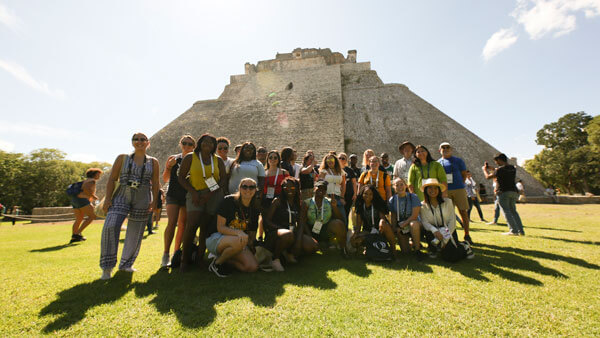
top-left (421, 178), bottom-right (447, 192)
top-left (398, 141), bottom-right (416, 152)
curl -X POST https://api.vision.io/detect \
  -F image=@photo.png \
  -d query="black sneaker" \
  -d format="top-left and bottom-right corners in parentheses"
top-left (462, 242), bottom-right (475, 259)
top-left (69, 234), bottom-right (83, 243)
top-left (428, 245), bottom-right (438, 259)
top-left (77, 234), bottom-right (86, 241)
top-left (464, 234), bottom-right (473, 245)
top-left (414, 250), bottom-right (426, 261)
top-left (209, 259), bottom-right (230, 277)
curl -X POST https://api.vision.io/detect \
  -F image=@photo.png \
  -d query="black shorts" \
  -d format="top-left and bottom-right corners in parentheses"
top-left (264, 227), bottom-right (292, 252)
top-left (166, 194), bottom-right (186, 207)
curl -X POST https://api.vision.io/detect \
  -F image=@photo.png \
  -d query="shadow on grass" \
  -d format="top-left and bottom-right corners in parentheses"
top-left (133, 252), bottom-right (431, 329)
top-left (435, 242), bottom-right (599, 285)
top-left (526, 226), bottom-right (582, 233)
top-left (39, 271), bottom-right (134, 333)
top-left (30, 243), bottom-right (77, 252)
top-left (529, 236), bottom-right (599, 246)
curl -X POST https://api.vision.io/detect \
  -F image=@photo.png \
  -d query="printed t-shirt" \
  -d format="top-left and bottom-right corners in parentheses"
top-left (209, 195), bottom-right (259, 236)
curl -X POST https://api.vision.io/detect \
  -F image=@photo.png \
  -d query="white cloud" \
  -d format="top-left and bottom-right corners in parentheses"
top-left (0, 2), bottom-right (22, 33)
top-left (67, 153), bottom-right (100, 163)
top-left (0, 139), bottom-right (15, 152)
top-left (0, 59), bottom-right (66, 100)
top-left (0, 120), bottom-right (82, 139)
top-left (482, 28), bottom-right (519, 61)
top-left (483, 0), bottom-right (600, 60)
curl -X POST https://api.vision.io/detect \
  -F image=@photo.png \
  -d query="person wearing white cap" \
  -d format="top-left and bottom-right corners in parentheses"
top-left (418, 178), bottom-right (474, 262)
top-left (437, 142), bottom-right (473, 245)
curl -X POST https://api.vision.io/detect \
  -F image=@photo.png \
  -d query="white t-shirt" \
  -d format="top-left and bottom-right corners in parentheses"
top-left (294, 163), bottom-right (302, 179)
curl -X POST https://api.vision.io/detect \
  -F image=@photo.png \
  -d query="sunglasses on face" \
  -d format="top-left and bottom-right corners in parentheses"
top-left (181, 141), bottom-right (194, 146)
top-left (217, 146), bottom-right (229, 150)
top-left (132, 138), bottom-right (148, 142)
top-left (240, 184), bottom-right (257, 190)
top-left (268, 156), bottom-right (279, 160)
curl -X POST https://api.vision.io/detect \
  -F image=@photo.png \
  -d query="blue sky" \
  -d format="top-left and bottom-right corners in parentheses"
top-left (1, 0), bottom-right (599, 165)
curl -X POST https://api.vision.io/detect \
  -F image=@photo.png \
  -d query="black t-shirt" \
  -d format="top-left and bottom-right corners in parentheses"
top-left (358, 204), bottom-right (381, 233)
top-left (299, 167), bottom-right (316, 190)
top-left (208, 195), bottom-right (259, 236)
top-left (166, 154), bottom-right (186, 200)
top-left (351, 166), bottom-right (361, 179)
top-left (343, 167), bottom-right (356, 199)
top-left (496, 165), bottom-right (518, 193)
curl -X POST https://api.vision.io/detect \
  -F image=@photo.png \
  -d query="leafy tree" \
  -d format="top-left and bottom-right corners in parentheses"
top-left (525, 111), bottom-right (599, 195)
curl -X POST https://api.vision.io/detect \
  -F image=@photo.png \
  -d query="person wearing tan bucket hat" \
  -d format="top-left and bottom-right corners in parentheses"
top-left (418, 178), bottom-right (474, 262)
top-left (393, 141), bottom-right (415, 182)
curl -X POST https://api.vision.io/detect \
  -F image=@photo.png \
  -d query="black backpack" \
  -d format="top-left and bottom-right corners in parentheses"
top-left (364, 233), bottom-right (392, 261)
top-left (66, 181), bottom-right (83, 197)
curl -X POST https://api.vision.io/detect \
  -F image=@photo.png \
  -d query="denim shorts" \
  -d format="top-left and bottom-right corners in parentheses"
top-left (206, 232), bottom-right (225, 255)
top-left (70, 196), bottom-right (90, 209)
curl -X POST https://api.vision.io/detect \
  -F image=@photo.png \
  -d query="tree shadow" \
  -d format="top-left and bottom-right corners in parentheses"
top-left (526, 226), bottom-right (582, 233)
top-left (30, 243), bottom-right (77, 252)
top-left (39, 271), bottom-right (134, 333)
top-left (479, 243), bottom-right (600, 270)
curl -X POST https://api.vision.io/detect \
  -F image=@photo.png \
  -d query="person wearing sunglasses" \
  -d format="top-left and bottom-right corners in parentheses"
top-left (206, 178), bottom-right (260, 277)
top-left (300, 180), bottom-right (348, 258)
top-left (178, 133), bottom-right (227, 272)
top-left (338, 152), bottom-right (357, 220)
top-left (258, 150), bottom-right (289, 241)
top-left (99, 132), bottom-right (160, 279)
top-left (160, 134), bottom-right (195, 268)
top-left (216, 137), bottom-right (235, 175)
top-left (263, 177), bottom-right (303, 271)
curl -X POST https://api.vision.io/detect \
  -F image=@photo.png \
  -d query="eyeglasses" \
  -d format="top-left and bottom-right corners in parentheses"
top-left (132, 138), bottom-right (148, 142)
top-left (181, 141), bottom-right (195, 147)
top-left (240, 184), bottom-right (256, 190)
top-left (217, 146), bottom-right (229, 150)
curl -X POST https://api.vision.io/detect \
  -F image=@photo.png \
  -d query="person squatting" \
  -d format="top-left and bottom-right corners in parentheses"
top-left (97, 133), bottom-right (523, 279)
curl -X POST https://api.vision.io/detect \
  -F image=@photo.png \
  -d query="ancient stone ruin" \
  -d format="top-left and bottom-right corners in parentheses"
top-left (143, 48), bottom-right (545, 195)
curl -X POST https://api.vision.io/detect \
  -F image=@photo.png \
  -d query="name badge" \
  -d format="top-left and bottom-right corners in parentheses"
top-left (205, 177), bottom-right (219, 192)
top-left (312, 221), bottom-right (323, 234)
top-left (446, 173), bottom-right (453, 184)
top-left (289, 225), bottom-right (294, 231)
top-left (266, 187), bottom-right (275, 199)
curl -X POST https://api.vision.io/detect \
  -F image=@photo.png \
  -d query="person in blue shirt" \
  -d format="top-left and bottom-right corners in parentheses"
top-left (388, 178), bottom-right (425, 260)
top-left (437, 142), bottom-right (472, 245)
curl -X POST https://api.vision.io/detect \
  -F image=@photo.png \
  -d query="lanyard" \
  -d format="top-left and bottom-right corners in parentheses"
top-left (364, 204), bottom-right (375, 227)
top-left (430, 203), bottom-right (444, 228)
top-left (287, 202), bottom-right (293, 225)
top-left (200, 154), bottom-right (214, 179)
top-left (127, 154), bottom-right (147, 183)
top-left (269, 168), bottom-right (280, 187)
top-left (419, 163), bottom-right (430, 180)
top-left (396, 195), bottom-right (410, 223)
top-left (315, 198), bottom-right (325, 222)
top-left (369, 171), bottom-right (379, 187)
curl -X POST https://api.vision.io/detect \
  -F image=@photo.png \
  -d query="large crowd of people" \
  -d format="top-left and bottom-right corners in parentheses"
top-left (78, 132), bottom-right (525, 280)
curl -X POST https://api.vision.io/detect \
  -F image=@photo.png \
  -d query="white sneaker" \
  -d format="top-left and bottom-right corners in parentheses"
top-left (100, 269), bottom-right (112, 280)
top-left (120, 266), bottom-right (137, 272)
top-left (271, 259), bottom-right (285, 272)
top-left (161, 253), bottom-right (170, 267)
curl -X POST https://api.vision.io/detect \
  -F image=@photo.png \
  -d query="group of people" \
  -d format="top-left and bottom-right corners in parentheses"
top-left (68, 132), bottom-right (524, 280)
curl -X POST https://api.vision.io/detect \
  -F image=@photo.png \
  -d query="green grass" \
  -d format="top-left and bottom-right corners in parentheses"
top-left (1, 204), bottom-right (599, 336)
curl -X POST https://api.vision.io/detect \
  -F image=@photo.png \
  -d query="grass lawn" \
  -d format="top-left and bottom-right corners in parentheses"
top-left (1, 203), bottom-right (599, 336)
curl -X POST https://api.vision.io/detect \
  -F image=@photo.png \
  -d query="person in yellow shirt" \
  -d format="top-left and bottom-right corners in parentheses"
top-left (357, 156), bottom-right (391, 201)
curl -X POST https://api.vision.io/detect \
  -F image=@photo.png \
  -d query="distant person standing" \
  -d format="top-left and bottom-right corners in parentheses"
top-left (280, 147), bottom-right (296, 177)
top-left (437, 142), bottom-right (472, 244)
top-left (482, 153), bottom-right (525, 236)
top-left (393, 141), bottom-right (415, 181)
top-left (361, 149), bottom-right (375, 174)
top-left (380, 153), bottom-right (394, 177)
top-left (465, 171), bottom-right (486, 222)
top-left (217, 137), bottom-right (235, 176)
top-left (516, 179), bottom-right (526, 203)
top-left (256, 147), bottom-right (268, 167)
top-left (68, 168), bottom-right (103, 243)
top-left (349, 154), bottom-right (361, 178)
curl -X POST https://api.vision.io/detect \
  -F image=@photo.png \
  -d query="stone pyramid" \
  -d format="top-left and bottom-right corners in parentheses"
top-left (146, 48), bottom-right (544, 195)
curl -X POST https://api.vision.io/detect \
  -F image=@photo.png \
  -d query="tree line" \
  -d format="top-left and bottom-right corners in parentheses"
top-left (524, 111), bottom-right (600, 195)
top-left (0, 148), bottom-right (111, 214)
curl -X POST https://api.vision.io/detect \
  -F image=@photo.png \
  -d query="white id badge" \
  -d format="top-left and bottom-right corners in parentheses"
top-left (446, 173), bottom-right (453, 184)
top-left (205, 177), bottom-right (219, 192)
top-left (289, 225), bottom-right (294, 231)
top-left (266, 187), bottom-right (275, 199)
top-left (312, 221), bottom-right (323, 234)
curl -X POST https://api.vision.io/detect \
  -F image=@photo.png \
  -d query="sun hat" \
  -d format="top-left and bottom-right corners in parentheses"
top-left (398, 141), bottom-right (416, 152)
top-left (439, 142), bottom-right (451, 149)
top-left (420, 178), bottom-right (447, 192)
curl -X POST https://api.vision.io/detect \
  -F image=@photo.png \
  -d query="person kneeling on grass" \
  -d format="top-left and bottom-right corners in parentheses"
top-left (263, 177), bottom-right (303, 271)
top-left (299, 180), bottom-right (349, 258)
top-left (350, 184), bottom-right (398, 260)
top-left (388, 178), bottom-right (426, 261)
top-left (206, 178), bottom-right (260, 277)
top-left (419, 178), bottom-right (474, 262)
